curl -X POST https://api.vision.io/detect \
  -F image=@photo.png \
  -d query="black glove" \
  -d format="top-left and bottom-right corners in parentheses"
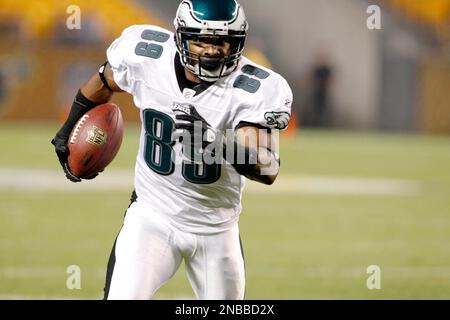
top-left (51, 135), bottom-right (82, 183)
top-left (174, 105), bottom-right (222, 156)
top-left (51, 135), bottom-right (100, 182)
top-left (173, 105), bottom-right (258, 175)
top-left (51, 89), bottom-right (99, 182)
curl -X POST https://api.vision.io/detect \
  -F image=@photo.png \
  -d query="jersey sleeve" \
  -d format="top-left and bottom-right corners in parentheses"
top-left (231, 74), bottom-right (293, 131)
top-left (107, 25), bottom-right (160, 94)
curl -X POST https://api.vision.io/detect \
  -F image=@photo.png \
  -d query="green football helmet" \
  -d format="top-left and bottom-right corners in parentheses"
top-left (174, 0), bottom-right (248, 82)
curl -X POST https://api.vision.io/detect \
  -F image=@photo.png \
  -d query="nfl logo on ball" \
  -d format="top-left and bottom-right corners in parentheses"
top-left (86, 126), bottom-right (107, 146)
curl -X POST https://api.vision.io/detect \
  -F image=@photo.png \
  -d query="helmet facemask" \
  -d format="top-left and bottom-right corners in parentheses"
top-left (176, 29), bottom-right (246, 82)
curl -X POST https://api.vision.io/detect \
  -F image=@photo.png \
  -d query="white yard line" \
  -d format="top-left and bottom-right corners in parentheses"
top-left (0, 168), bottom-right (422, 196)
top-left (0, 168), bottom-right (134, 192)
top-left (247, 175), bottom-right (422, 196)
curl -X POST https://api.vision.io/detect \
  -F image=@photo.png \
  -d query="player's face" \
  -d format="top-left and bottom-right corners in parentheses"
top-left (188, 36), bottom-right (231, 71)
top-left (188, 36), bottom-right (232, 57)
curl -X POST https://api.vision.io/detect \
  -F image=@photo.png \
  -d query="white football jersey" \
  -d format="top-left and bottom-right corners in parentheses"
top-left (107, 25), bottom-right (293, 234)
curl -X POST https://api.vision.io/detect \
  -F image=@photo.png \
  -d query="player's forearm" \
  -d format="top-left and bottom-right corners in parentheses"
top-left (228, 142), bottom-right (279, 185)
top-left (55, 76), bottom-right (108, 139)
top-left (245, 170), bottom-right (277, 185)
top-left (55, 89), bottom-right (99, 140)
top-left (80, 75), bottom-right (113, 105)
top-left (56, 63), bottom-right (121, 139)
top-left (243, 147), bottom-right (279, 185)
top-left (229, 126), bottom-right (280, 185)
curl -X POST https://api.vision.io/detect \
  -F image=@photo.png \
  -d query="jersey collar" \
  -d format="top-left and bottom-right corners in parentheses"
top-left (174, 53), bottom-right (214, 97)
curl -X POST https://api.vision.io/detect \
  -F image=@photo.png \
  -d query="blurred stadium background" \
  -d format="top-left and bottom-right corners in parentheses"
top-left (0, 0), bottom-right (449, 299)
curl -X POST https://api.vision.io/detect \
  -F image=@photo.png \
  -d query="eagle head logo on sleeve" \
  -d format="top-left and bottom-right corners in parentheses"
top-left (264, 112), bottom-right (290, 130)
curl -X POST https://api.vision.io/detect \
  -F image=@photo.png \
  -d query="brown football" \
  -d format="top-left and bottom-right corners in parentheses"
top-left (67, 103), bottom-right (124, 178)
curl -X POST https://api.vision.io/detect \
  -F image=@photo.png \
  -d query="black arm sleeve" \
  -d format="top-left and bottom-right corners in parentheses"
top-left (55, 89), bottom-right (98, 139)
top-left (99, 62), bottom-right (113, 92)
top-left (223, 140), bottom-right (258, 176)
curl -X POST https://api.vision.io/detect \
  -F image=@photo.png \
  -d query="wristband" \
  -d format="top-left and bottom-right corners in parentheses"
top-left (56, 89), bottom-right (97, 139)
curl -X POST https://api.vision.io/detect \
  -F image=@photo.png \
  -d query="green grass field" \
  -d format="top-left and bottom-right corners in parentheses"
top-left (1, 122), bottom-right (450, 299)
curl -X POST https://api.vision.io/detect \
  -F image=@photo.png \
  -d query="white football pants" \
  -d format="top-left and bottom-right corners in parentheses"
top-left (104, 201), bottom-right (245, 300)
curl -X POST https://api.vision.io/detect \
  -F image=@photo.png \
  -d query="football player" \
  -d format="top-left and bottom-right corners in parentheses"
top-left (51, 0), bottom-right (292, 300)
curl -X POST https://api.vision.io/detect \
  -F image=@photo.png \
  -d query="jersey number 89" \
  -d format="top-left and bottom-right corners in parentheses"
top-left (143, 109), bottom-right (221, 184)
